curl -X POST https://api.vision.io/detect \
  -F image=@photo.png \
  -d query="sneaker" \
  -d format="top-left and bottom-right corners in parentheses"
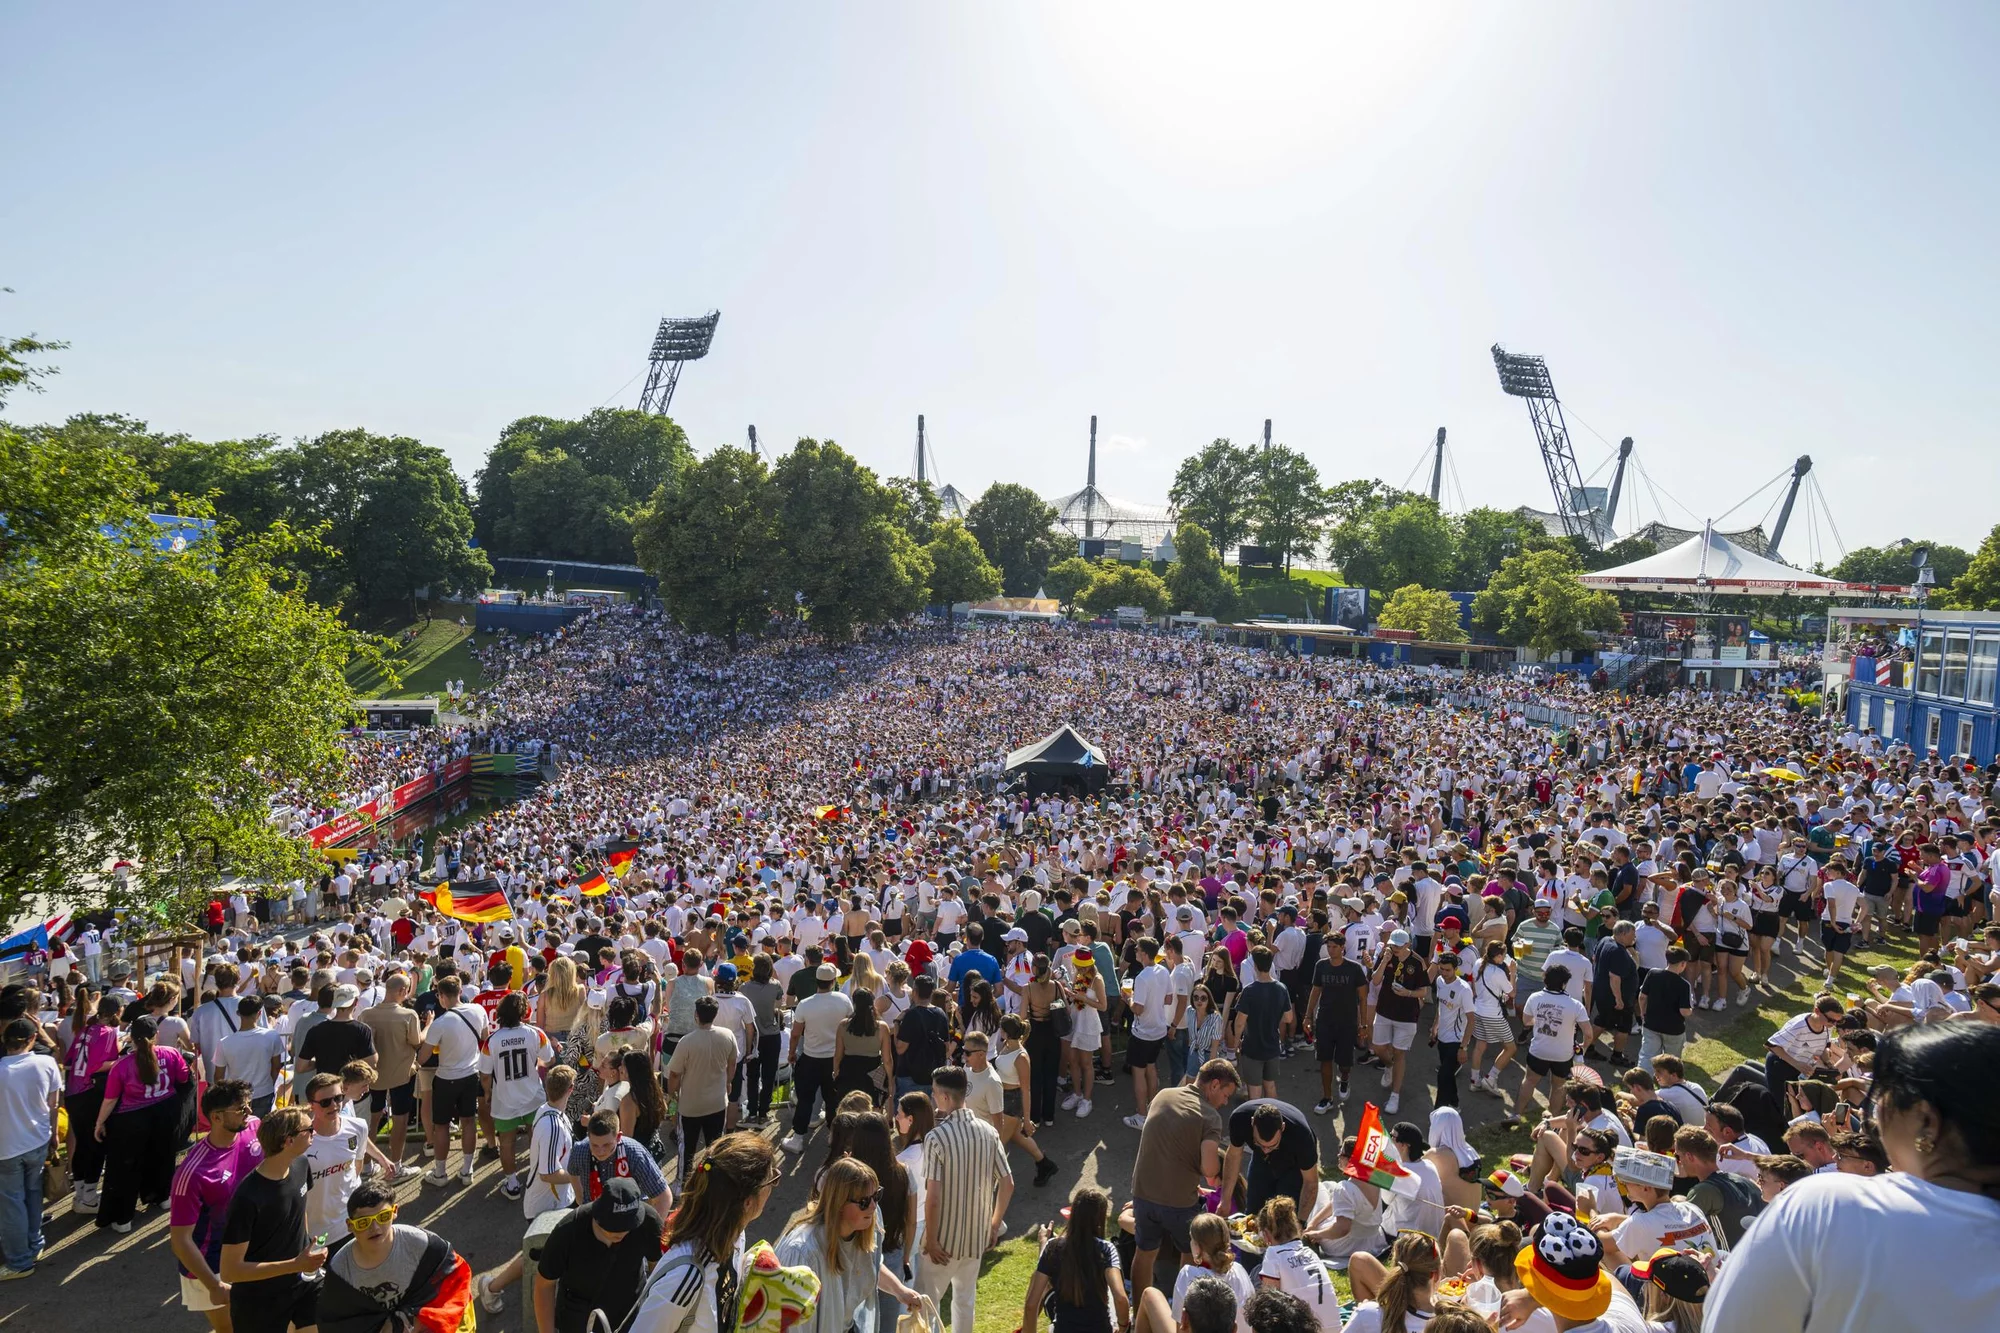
top-left (1076, 1099), bottom-right (1092, 1118)
top-left (458, 1160), bottom-right (475, 1184)
top-left (0, 1267), bottom-right (30, 1282)
top-left (500, 1173), bottom-right (523, 1200)
top-left (1034, 1158), bottom-right (1060, 1186)
top-left (1061, 1093), bottom-right (1081, 1111)
top-left (1312, 1099), bottom-right (1335, 1115)
top-left (425, 1166), bottom-right (450, 1186)
top-left (1384, 1093), bottom-right (1400, 1114)
top-left (1337, 1079), bottom-right (1350, 1100)
top-left (781, 1134), bottom-right (806, 1154)
top-left (1122, 1113), bottom-right (1148, 1130)
top-left (1379, 1067), bottom-right (1393, 1087)
top-left (476, 1272), bottom-right (504, 1315)
top-left (1736, 992), bottom-right (1751, 1006)
top-left (111, 1221), bottom-right (133, 1234)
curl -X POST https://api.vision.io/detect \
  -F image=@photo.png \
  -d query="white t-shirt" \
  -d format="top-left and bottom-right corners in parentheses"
top-left (214, 1026), bottom-right (287, 1099)
top-left (1171, 1261), bottom-right (1254, 1333)
top-left (1613, 1197), bottom-right (1714, 1258)
top-left (304, 1114), bottom-right (368, 1238)
top-left (525, 1103), bottom-right (575, 1217)
top-left (793, 990), bottom-right (853, 1059)
top-left (1522, 990), bottom-right (1591, 1063)
top-left (1433, 976), bottom-right (1474, 1044)
top-left (1258, 1238), bottom-right (1343, 1332)
top-left (1130, 963), bottom-right (1174, 1040)
top-left (482, 1025), bottom-right (555, 1120)
top-left (430, 1004), bottom-right (489, 1080)
top-left (0, 1052), bottom-right (62, 1161)
top-left (1705, 1172), bottom-right (2000, 1333)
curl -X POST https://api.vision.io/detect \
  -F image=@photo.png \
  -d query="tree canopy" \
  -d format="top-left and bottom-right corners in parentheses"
top-left (1831, 541), bottom-right (1972, 590)
top-left (473, 409), bottom-right (692, 563)
top-left (1168, 439), bottom-right (1256, 557)
top-left (1079, 561), bottom-right (1171, 617)
top-left (631, 446), bottom-right (781, 650)
top-left (924, 519), bottom-right (1003, 629)
top-left (772, 439), bottom-right (931, 641)
top-left (0, 423), bottom-right (363, 920)
top-left (1377, 584), bottom-right (1467, 642)
top-left (966, 482), bottom-right (1067, 596)
top-left (1245, 444), bottom-right (1330, 574)
top-left (1163, 522), bottom-right (1239, 619)
top-left (1471, 546), bottom-right (1623, 655)
top-left (1945, 524), bottom-right (2000, 611)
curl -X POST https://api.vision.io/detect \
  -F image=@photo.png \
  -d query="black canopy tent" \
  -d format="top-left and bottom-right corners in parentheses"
top-left (1003, 725), bottom-right (1110, 796)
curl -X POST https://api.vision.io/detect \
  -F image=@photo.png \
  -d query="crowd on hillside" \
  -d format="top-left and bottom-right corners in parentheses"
top-left (3, 607), bottom-right (1996, 1333)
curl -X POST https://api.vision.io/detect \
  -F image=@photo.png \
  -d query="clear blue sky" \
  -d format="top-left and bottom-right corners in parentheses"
top-left (5, 4), bottom-right (1996, 555)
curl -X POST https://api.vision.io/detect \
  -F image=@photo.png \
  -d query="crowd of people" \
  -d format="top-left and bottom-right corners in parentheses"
top-left (2, 606), bottom-right (1996, 1333)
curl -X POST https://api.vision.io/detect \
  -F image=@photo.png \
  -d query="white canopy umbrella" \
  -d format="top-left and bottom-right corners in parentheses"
top-left (1579, 523), bottom-right (1856, 597)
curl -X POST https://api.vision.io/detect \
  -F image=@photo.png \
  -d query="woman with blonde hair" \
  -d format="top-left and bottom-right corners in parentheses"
top-left (847, 951), bottom-right (885, 1001)
top-left (1255, 1196), bottom-right (1342, 1331)
top-left (629, 1132), bottom-right (781, 1333)
top-left (1342, 1232), bottom-right (1441, 1333)
top-left (1060, 948), bottom-right (1107, 1117)
top-left (1169, 1212), bottom-right (1254, 1333)
top-left (774, 1157), bottom-right (923, 1333)
top-left (539, 954), bottom-right (584, 1043)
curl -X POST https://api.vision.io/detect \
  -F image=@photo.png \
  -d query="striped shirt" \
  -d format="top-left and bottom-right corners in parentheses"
top-left (922, 1107), bottom-right (1012, 1259)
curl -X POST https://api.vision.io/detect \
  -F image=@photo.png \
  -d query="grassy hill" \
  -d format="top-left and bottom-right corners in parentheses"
top-left (345, 611), bottom-right (486, 700)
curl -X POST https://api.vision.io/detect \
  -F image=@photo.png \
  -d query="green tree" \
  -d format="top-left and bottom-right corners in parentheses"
top-left (1163, 522), bottom-right (1240, 619)
top-left (966, 482), bottom-right (1068, 596)
top-left (1581, 533), bottom-right (1660, 572)
top-left (25, 413), bottom-right (290, 536)
top-left (1833, 542), bottom-right (1972, 589)
top-left (278, 429), bottom-right (489, 613)
top-left (472, 410), bottom-right (691, 559)
top-left (1451, 507), bottom-right (1545, 589)
top-left (0, 328), bottom-right (66, 410)
top-left (1168, 439), bottom-right (1256, 557)
top-left (885, 476), bottom-right (943, 545)
top-left (1246, 445), bottom-right (1329, 575)
top-left (772, 439), bottom-right (932, 640)
top-left (1079, 561), bottom-right (1171, 618)
top-left (1332, 497), bottom-right (1457, 592)
top-left (1377, 584), bottom-right (1467, 641)
top-left (1044, 556), bottom-right (1096, 613)
top-left (924, 519), bottom-right (1003, 632)
top-left (0, 424), bottom-right (363, 921)
top-left (632, 446), bottom-right (781, 650)
top-left (1945, 524), bottom-right (2000, 610)
top-left (1472, 546), bottom-right (1622, 655)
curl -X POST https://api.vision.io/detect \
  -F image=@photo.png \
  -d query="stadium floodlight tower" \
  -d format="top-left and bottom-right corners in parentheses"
top-left (1492, 344), bottom-right (1598, 546)
top-left (637, 310), bottom-right (721, 415)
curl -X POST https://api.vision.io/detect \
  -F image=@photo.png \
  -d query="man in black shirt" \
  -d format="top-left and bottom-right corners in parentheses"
top-left (1230, 946), bottom-right (1292, 1099)
top-left (534, 1177), bottom-right (662, 1333)
top-left (1305, 935), bottom-right (1369, 1112)
top-left (219, 1107), bottom-right (324, 1333)
top-left (296, 984), bottom-right (376, 1081)
top-left (1637, 948), bottom-right (1696, 1066)
top-left (1587, 922), bottom-right (1639, 1066)
top-left (1219, 1098), bottom-right (1319, 1216)
top-left (894, 974), bottom-right (952, 1097)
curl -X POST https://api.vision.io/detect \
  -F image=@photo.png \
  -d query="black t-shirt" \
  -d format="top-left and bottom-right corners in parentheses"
top-left (1591, 939), bottom-right (1638, 1010)
top-left (1608, 863), bottom-right (1641, 915)
top-left (1629, 1095), bottom-right (1680, 1132)
top-left (1235, 980), bottom-right (1292, 1059)
top-left (1034, 1237), bottom-right (1119, 1333)
top-left (576, 933), bottom-right (615, 967)
top-left (1227, 1097), bottom-right (1319, 1213)
top-left (536, 1204), bottom-right (664, 1333)
top-left (1021, 909), bottom-right (1058, 958)
top-left (1374, 955), bottom-right (1429, 1023)
top-left (299, 1017), bottom-right (376, 1074)
top-left (896, 1003), bottom-right (950, 1082)
top-left (1311, 959), bottom-right (1369, 1027)
top-left (785, 969), bottom-right (821, 1006)
top-left (1639, 969), bottom-right (1694, 1035)
top-left (412, 989), bottom-right (441, 1024)
top-left (222, 1161), bottom-right (311, 1313)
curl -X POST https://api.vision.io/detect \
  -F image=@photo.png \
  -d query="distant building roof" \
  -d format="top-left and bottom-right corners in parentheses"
top-left (971, 595), bottom-right (1063, 617)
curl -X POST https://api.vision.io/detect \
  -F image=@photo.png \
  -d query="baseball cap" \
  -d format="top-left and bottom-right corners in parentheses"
top-left (590, 1177), bottom-right (647, 1233)
top-left (331, 984), bottom-right (360, 1009)
top-left (1630, 1248), bottom-right (1711, 1304)
top-left (1003, 928), bottom-right (1028, 943)
top-left (1390, 1122), bottom-right (1428, 1154)
top-left (1484, 1168), bottom-right (1528, 1198)
top-left (1388, 929), bottom-right (1411, 947)
top-left (712, 963), bottom-right (739, 983)
top-left (815, 963), bottom-right (839, 982)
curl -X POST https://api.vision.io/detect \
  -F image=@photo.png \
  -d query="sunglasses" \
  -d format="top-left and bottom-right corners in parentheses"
top-left (347, 1206), bottom-right (398, 1234)
top-left (312, 1096), bottom-right (343, 1109)
top-left (850, 1189), bottom-right (883, 1209)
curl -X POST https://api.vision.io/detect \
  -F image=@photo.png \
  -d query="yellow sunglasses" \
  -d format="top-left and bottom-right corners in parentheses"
top-left (347, 1206), bottom-right (398, 1234)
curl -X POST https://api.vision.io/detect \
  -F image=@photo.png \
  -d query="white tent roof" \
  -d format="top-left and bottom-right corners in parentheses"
top-left (1578, 524), bottom-right (1854, 597)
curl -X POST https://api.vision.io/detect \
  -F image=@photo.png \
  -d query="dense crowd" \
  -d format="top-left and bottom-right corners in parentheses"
top-left (3, 607), bottom-right (1997, 1333)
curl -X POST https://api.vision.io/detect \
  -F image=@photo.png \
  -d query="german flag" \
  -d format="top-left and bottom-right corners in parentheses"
top-left (420, 879), bottom-right (513, 924)
top-left (576, 871), bottom-right (609, 898)
top-left (811, 805), bottom-right (848, 823)
top-left (604, 841), bottom-right (640, 878)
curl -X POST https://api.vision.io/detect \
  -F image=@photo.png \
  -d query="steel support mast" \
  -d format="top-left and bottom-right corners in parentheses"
top-left (1492, 344), bottom-right (1597, 545)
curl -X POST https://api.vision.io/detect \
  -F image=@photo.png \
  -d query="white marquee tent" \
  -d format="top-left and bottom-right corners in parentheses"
top-left (1578, 524), bottom-right (1855, 597)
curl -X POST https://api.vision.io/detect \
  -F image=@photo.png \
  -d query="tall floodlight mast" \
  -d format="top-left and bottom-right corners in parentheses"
top-left (1492, 344), bottom-right (1597, 546)
top-left (1262, 419), bottom-right (1272, 451)
top-left (637, 310), bottom-right (720, 415)
top-left (747, 425), bottom-right (759, 459)
top-left (1602, 437), bottom-right (1634, 536)
top-left (1428, 428), bottom-right (1447, 505)
top-left (1085, 415), bottom-right (1098, 539)
top-left (1765, 455), bottom-right (1815, 560)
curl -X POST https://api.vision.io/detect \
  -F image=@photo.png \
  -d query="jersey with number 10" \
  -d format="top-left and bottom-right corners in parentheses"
top-left (482, 1024), bottom-right (554, 1120)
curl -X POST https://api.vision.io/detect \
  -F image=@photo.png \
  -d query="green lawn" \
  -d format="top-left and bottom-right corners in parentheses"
top-left (345, 615), bottom-right (487, 700)
top-left (1235, 573), bottom-right (1341, 621)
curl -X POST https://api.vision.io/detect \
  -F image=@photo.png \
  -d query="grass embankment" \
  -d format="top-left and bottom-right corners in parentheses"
top-left (345, 612), bottom-right (487, 700)
top-left (1234, 569), bottom-right (1344, 621)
